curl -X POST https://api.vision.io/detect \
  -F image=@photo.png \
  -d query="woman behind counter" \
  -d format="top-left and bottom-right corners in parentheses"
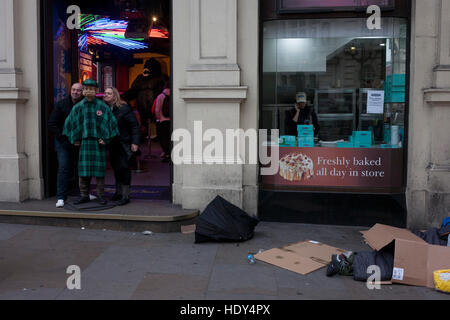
top-left (103, 87), bottom-right (140, 206)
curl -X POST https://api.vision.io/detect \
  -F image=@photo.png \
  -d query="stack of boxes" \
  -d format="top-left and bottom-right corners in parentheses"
top-left (337, 131), bottom-right (373, 148)
top-left (297, 125), bottom-right (314, 147)
top-left (353, 131), bottom-right (373, 148)
top-left (385, 74), bottom-right (406, 103)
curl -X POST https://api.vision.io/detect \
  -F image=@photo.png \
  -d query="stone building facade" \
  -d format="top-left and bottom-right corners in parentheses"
top-left (0, 0), bottom-right (448, 228)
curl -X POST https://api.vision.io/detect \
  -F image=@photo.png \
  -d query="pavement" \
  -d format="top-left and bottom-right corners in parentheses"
top-left (0, 221), bottom-right (448, 301)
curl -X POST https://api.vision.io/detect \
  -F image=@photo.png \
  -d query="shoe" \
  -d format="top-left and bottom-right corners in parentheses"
top-left (117, 185), bottom-right (130, 206)
top-left (89, 194), bottom-right (97, 200)
top-left (56, 200), bottom-right (65, 208)
top-left (97, 197), bottom-right (107, 206)
top-left (111, 183), bottom-right (123, 201)
top-left (326, 252), bottom-right (354, 277)
top-left (111, 193), bottom-right (122, 201)
top-left (326, 255), bottom-right (342, 277)
top-left (117, 197), bottom-right (130, 206)
top-left (74, 197), bottom-right (90, 205)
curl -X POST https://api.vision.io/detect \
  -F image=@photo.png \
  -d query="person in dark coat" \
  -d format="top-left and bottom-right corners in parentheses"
top-left (122, 58), bottom-right (165, 140)
top-left (48, 82), bottom-right (84, 208)
top-left (104, 87), bottom-right (141, 206)
top-left (285, 92), bottom-right (320, 137)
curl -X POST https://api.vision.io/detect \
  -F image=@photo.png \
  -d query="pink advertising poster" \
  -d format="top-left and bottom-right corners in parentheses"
top-left (280, 0), bottom-right (393, 11)
top-left (262, 147), bottom-right (403, 189)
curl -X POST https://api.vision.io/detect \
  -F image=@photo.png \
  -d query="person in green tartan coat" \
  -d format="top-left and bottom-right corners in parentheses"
top-left (63, 80), bottom-right (119, 205)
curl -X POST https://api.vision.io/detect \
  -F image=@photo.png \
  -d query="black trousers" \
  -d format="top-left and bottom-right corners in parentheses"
top-left (157, 121), bottom-right (171, 156)
top-left (138, 107), bottom-right (150, 136)
top-left (114, 167), bottom-right (132, 186)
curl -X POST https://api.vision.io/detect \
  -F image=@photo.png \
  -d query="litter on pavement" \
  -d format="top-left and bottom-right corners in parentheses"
top-left (194, 196), bottom-right (259, 244)
top-left (255, 240), bottom-right (347, 275)
top-left (181, 225), bottom-right (196, 234)
top-left (251, 217), bottom-right (450, 293)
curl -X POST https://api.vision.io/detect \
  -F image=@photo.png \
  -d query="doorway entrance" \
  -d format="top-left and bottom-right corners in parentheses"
top-left (41, 0), bottom-right (172, 203)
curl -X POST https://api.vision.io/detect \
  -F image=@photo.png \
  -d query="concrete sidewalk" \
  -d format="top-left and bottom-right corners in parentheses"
top-left (0, 222), bottom-right (448, 300)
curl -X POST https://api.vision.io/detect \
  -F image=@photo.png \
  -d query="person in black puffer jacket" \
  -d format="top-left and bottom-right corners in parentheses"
top-left (104, 87), bottom-right (141, 206)
top-left (48, 83), bottom-right (84, 208)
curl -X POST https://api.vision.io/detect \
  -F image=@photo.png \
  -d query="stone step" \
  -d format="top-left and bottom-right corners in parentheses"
top-left (0, 199), bottom-right (199, 233)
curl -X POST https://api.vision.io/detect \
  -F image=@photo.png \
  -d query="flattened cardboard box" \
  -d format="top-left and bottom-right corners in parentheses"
top-left (254, 241), bottom-right (347, 275)
top-left (363, 224), bottom-right (450, 288)
top-left (181, 224), bottom-right (196, 234)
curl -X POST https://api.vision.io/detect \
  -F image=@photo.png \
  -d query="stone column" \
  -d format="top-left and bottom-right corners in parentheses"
top-left (0, 0), bottom-right (30, 202)
top-left (175, 0), bottom-right (249, 212)
top-left (422, 0), bottom-right (450, 226)
top-left (409, 0), bottom-right (450, 228)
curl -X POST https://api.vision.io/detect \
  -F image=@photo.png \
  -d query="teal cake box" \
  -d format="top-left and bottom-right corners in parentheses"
top-left (280, 136), bottom-right (297, 147)
top-left (353, 131), bottom-right (372, 147)
top-left (298, 136), bottom-right (314, 147)
top-left (337, 142), bottom-right (354, 148)
top-left (385, 74), bottom-right (406, 103)
top-left (297, 125), bottom-right (314, 137)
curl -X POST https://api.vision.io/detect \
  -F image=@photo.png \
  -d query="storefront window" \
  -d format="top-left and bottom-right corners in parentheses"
top-left (262, 18), bottom-right (408, 191)
top-left (278, 0), bottom-right (395, 12)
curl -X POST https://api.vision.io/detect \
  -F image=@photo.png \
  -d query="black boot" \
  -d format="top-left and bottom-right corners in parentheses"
top-left (117, 185), bottom-right (131, 206)
top-left (74, 196), bottom-right (90, 205)
top-left (97, 196), bottom-right (107, 206)
top-left (111, 183), bottom-right (123, 201)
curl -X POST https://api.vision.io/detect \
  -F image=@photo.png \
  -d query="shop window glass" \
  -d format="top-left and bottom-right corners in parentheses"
top-left (262, 18), bottom-right (408, 191)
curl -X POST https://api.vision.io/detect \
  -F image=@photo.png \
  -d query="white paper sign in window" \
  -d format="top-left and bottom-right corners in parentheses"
top-left (367, 90), bottom-right (385, 114)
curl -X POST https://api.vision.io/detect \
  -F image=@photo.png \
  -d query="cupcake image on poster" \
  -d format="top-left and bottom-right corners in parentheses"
top-left (279, 153), bottom-right (314, 182)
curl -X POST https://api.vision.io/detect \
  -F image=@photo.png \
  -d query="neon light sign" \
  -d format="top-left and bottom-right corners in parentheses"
top-left (78, 15), bottom-right (152, 51)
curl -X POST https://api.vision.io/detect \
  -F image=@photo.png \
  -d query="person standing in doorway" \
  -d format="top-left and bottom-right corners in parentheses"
top-left (122, 58), bottom-right (165, 141)
top-left (154, 82), bottom-right (171, 163)
top-left (63, 80), bottom-right (119, 206)
top-left (104, 87), bottom-right (140, 206)
top-left (48, 83), bottom-right (84, 208)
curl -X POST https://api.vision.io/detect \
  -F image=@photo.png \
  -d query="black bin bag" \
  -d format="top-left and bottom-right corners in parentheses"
top-left (195, 196), bottom-right (260, 244)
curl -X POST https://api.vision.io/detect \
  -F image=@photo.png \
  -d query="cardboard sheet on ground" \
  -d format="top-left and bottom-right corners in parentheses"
top-left (362, 224), bottom-right (450, 288)
top-left (181, 224), bottom-right (196, 234)
top-left (254, 241), bottom-right (347, 275)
